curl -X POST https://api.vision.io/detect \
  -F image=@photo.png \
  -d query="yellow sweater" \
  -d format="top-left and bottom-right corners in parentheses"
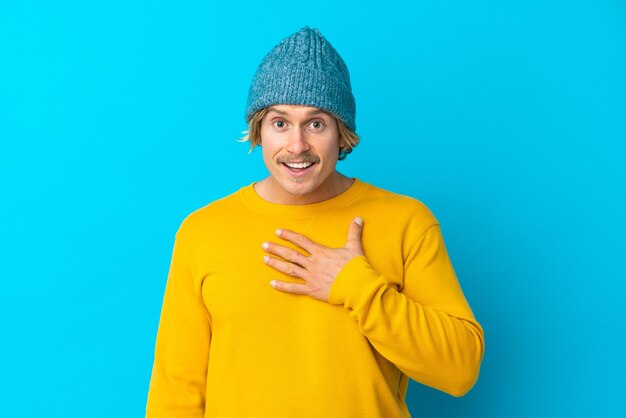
top-left (145, 179), bottom-right (484, 418)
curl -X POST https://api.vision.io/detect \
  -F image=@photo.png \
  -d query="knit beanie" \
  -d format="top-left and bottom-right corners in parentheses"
top-left (245, 26), bottom-right (356, 132)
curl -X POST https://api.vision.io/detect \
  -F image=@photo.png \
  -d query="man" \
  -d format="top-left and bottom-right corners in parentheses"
top-left (145, 26), bottom-right (484, 418)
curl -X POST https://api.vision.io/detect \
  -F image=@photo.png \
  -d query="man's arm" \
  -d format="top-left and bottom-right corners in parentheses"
top-left (262, 218), bottom-right (484, 397)
top-left (145, 228), bottom-right (211, 417)
top-left (329, 223), bottom-right (484, 397)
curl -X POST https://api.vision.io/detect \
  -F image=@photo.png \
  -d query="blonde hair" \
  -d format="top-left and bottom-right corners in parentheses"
top-left (239, 107), bottom-right (360, 160)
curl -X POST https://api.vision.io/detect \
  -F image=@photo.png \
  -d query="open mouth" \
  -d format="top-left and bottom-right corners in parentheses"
top-left (281, 161), bottom-right (316, 175)
top-left (284, 162), bottom-right (314, 169)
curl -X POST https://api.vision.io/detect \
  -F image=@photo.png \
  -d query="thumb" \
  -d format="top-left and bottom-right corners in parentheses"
top-left (346, 217), bottom-right (364, 255)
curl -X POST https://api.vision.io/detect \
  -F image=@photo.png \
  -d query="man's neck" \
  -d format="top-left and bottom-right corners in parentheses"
top-left (253, 172), bottom-right (354, 205)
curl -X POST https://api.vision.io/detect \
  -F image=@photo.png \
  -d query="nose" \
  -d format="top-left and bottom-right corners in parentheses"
top-left (286, 127), bottom-right (310, 154)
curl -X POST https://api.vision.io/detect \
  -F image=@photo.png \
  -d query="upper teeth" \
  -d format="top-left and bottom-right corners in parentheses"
top-left (285, 162), bottom-right (313, 169)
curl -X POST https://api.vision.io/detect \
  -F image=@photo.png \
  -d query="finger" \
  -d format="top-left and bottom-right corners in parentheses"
top-left (275, 229), bottom-right (317, 254)
top-left (262, 241), bottom-right (309, 268)
top-left (345, 216), bottom-right (364, 254)
top-left (270, 280), bottom-right (308, 295)
top-left (263, 255), bottom-right (308, 278)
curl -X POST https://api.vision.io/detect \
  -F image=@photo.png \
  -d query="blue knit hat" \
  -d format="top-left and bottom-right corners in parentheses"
top-left (245, 26), bottom-right (356, 132)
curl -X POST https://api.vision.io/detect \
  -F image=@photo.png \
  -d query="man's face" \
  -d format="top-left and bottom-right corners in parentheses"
top-left (259, 104), bottom-right (343, 204)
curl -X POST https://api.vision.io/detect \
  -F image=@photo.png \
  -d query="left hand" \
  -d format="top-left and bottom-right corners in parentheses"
top-left (262, 217), bottom-right (365, 302)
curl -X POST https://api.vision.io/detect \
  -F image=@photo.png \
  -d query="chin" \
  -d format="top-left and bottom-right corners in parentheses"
top-left (285, 181), bottom-right (317, 196)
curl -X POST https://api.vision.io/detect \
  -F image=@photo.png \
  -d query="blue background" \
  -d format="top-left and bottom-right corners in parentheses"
top-left (1, 1), bottom-right (624, 417)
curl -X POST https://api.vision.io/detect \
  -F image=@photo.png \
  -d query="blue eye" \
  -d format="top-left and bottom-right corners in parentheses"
top-left (274, 120), bottom-right (285, 128)
top-left (311, 121), bottom-right (323, 129)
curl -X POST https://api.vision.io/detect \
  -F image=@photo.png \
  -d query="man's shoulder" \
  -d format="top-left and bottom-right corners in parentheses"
top-left (174, 185), bottom-right (251, 238)
top-left (358, 181), bottom-right (438, 225)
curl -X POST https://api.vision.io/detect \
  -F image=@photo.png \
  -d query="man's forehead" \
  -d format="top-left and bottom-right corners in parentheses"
top-left (266, 105), bottom-right (331, 117)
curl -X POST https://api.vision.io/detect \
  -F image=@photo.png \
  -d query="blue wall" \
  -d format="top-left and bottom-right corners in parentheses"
top-left (1, 1), bottom-right (624, 417)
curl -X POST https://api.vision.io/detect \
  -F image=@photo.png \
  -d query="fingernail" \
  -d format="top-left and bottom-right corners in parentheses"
top-left (262, 242), bottom-right (269, 250)
top-left (354, 217), bottom-right (363, 226)
top-left (275, 229), bottom-right (282, 236)
top-left (263, 255), bottom-right (270, 263)
top-left (270, 280), bottom-right (277, 287)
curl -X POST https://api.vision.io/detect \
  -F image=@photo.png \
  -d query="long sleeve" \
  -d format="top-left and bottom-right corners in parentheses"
top-left (145, 227), bottom-right (212, 417)
top-left (328, 223), bottom-right (485, 397)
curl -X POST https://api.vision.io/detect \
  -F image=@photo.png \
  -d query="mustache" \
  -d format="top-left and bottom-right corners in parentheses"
top-left (276, 153), bottom-right (320, 164)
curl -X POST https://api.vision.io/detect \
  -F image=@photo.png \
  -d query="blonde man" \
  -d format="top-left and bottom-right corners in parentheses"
top-left (146, 26), bottom-right (484, 418)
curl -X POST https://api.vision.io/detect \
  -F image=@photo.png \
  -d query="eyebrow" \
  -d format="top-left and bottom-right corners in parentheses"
top-left (266, 106), bottom-right (330, 117)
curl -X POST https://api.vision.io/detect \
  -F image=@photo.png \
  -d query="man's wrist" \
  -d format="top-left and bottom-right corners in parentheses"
top-left (328, 255), bottom-right (384, 306)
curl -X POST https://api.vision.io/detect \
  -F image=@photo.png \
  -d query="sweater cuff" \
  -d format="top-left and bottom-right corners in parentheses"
top-left (328, 255), bottom-right (388, 307)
